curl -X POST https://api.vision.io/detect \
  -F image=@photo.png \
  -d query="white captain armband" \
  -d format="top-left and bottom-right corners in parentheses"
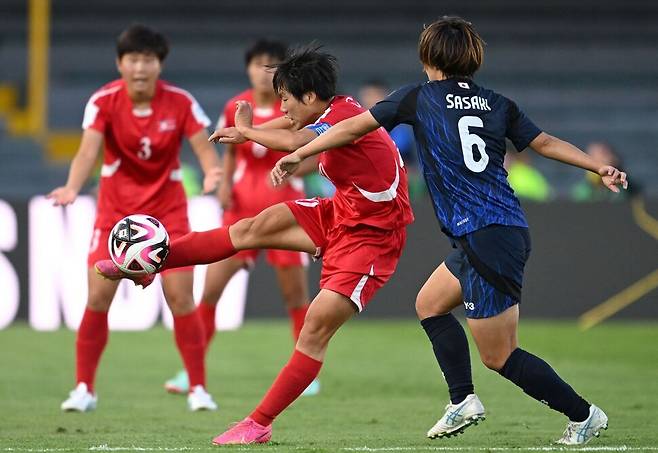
top-left (305, 122), bottom-right (331, 136)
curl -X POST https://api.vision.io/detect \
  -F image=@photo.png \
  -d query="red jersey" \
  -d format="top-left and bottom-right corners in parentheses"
top-left (83, 79), bottom-right (210, 228)
top-left (308, 96), bottom-right (414, 230)
top-left (218, 89), bottom-right (305, 196)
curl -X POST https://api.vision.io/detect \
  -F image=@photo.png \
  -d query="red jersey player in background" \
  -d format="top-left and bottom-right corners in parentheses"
top-left (164, 39), bottom-right (320, 397)
top-left (47, 24), bottom-right (222, 412)
top-left (96, 47), bottom-right (414, 444)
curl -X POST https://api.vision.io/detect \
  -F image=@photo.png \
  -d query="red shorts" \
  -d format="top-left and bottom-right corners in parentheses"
top-left (286, 197), bottom-right (406, 311)
top-left (222, 178), bottom-right (307, 269)
top-left (89, 207), bottom-right (192, 274)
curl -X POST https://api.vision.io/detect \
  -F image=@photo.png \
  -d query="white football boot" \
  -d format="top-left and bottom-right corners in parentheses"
top-left (61, 383), bottom-right (97, 412)
top-left (187, 385), bottom-right (218, 411)
top-left (556, 404), bottom-right (608, 445)
top-left (427, 393), bottom-right (486, 439)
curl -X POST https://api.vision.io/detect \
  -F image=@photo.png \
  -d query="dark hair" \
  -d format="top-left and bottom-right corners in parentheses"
top-left (116, 24), bottom-right (169, 61)
top-left (244, 39), bottom-right (288, 66)
top-left (272, 45), bottom-right (337, 101)
top-left (418, 16), bottom-right (484, 78)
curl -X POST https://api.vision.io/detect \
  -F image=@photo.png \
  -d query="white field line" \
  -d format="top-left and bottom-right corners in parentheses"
top-left (2, 446), bottom-right (657, 452)
top-left (342, 447), bottom-right (658, 452)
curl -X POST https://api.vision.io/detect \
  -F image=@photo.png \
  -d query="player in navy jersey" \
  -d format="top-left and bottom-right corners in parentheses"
top-left (276, 17), bottom-right (627, 446)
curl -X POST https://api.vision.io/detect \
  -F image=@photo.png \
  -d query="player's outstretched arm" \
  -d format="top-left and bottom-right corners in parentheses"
top-left (270, 111), bottom-right (380, 186)
top-left (530, 132), bottom-right (628, 192)
top-left (189, 129), bottom-right (222, 193)
top-left (296, 111), bottom-right (380, 159)
top-left (46, 128), bottom-right (103, 206)
top-left (256, 116), bottom-right (296, 130)
top-left (209, 101), bottom-right (313, 152)
top-left (235, 100), bottom-right (317, 152)
top-left (238, 125), bottom-right (318, 153)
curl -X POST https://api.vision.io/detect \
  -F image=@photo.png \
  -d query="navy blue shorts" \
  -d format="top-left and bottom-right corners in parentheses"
top-left (444, 224), bottom-right (531, 319)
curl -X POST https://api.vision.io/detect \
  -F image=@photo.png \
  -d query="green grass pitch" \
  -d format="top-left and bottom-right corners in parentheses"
top-left (1, 320), bottom-right (657, 452)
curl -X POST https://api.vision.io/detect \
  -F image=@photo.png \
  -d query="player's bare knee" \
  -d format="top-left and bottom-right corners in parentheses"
top-left (86, 288), bottom-right (113, 311)
top-left (165, 293), bottom-right (195, 316)
top-left (200, 291), bottom-right (221, 306)
top-left (229, 218), bottom-right (256, 247)
top-left (298, 316), bottom-right (334, 348)
top-left (200, 281), bottom-right (223, 306)
top-left (415, 293), bottom-right (448, 319)
top-left (480, 352), bottom-right (507, 371)
top-left (86, 296), bottom-right (111, 312)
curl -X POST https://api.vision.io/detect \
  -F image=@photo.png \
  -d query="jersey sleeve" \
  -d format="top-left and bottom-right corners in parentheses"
top-left (369, 84), bottom-right (420, 132)
top-left (505, 99), bottom-right (542, 152)
top-left (182, 95), bottom-right (211, 138)
top-left (82, 92), bottom-right (109, 133)
top-left (304, 98), bottom-right (358, 136)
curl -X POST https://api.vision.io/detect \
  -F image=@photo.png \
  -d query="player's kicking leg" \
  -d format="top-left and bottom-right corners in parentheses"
top-left (417, 263), bottom-right (486, 438)
top-left (95, 203), bottom-right (317, 282)
top-left (212, 289), bottom-right (357, 444)
top-left (468, 305), bottom-right (607, 445)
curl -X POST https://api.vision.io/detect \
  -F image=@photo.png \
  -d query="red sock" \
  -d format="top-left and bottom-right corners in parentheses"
top-left (250, 349), bottom-right (322, 426)
top-left (197, 301), bottom-right (217, 348)
top-left (288, 304), bottom-right (309, 342)
top-left (173, 311), bottom-right (206, 389)
top-left (163, 227), bottom-right (236, 271)
top-left (76, 308), bottom-right (109, 393)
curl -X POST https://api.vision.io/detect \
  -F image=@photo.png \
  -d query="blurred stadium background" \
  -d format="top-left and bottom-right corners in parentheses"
top-left (0, 1), bottom-right (657, 450)
top-left (0, 0), bottom-right (655, 327)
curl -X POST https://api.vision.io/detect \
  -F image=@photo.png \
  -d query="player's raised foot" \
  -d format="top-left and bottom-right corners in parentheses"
top-left (555, 404), bottom-right (608, 445)
top-left (61, 383), bottom-right (97, 412)
top-left (94, 259), bottom-right (155, 288)
top-left (427, 394), bottom-right (485, 439)
top-left (301, 378), bottom-right (321, 396)
top-left (165, 370), bottom-right (189, 394)
top-left (212, 417), bottom-right (272, 445)
top-left (187, 385), bottom-right (218, 411)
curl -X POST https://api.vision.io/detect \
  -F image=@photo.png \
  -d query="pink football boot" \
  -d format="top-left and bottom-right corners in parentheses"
top-left (212, 417), bottom-right (272, 445)
top-left (94, 259), bottom-right (155, 288)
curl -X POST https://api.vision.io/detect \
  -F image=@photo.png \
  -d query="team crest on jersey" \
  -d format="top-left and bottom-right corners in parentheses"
top-left (158, 119), bottom-right (177, 132)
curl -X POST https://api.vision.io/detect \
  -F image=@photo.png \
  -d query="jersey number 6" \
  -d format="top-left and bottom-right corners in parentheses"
top-left (458, 116), bottom-right (489, 173)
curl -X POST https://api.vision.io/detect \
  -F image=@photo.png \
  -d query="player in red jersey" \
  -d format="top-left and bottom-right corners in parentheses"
top-left (47, 24), bottom-right (222, 412)
top-left (164, 40), bottom-right (320, 396)
top-left (96, 47), bottom-right (414, 444)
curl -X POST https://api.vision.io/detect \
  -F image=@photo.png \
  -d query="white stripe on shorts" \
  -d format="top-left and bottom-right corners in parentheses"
top-left (349, 265), bottom-right (375, 312)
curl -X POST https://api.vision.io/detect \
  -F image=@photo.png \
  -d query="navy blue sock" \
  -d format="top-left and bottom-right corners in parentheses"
top-left (499, 348), bottom-right (590, 422)
top-left (420, 314), bottom-right (474, 404)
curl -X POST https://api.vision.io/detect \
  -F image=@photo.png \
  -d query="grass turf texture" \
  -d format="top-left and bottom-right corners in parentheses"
top-left (1, 320), bottom-right (657, 452)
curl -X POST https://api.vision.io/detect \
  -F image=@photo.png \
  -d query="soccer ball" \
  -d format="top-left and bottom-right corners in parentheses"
top-left (108, 214), bottom-right (170, 275)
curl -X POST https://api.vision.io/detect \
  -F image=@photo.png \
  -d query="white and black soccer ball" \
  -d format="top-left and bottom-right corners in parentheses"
top-left (108, 214), bottom-right (170, 275)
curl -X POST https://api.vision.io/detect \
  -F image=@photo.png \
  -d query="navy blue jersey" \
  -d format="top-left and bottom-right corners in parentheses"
top-left (370, 78), bottom-right (541, 237)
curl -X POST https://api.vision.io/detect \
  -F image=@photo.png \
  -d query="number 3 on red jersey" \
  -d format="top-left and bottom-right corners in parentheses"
top-left (138, 136), bottom-right (152, 160)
